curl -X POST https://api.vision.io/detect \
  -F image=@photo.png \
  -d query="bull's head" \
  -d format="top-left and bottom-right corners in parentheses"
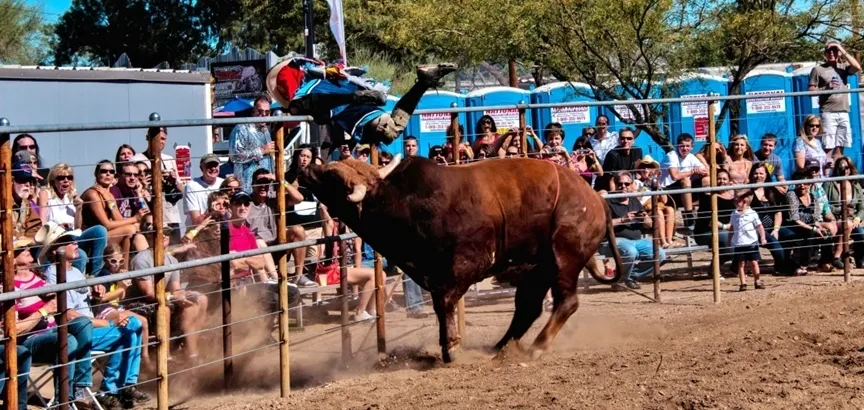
top-left (299, 154), bottom-right (402, 221)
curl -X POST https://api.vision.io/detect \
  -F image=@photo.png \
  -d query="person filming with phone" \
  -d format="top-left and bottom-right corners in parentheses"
top-left (599, 172), bottom-right (666, 290)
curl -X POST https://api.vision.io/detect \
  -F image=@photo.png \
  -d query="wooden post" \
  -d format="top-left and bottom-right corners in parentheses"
top-left (339, 235), bottom-right (352, 364)
top-left (519, 106), bottom-right (528, 158)
top-left (650, 193), bottom-right (662, 303)
top-left (369, 146), bottom-right (386, 355)
top-left (708, 101), bottom-right (721, 304)
top-left (451, 112), bottom-right (467, 336)
top-left (148, 114), bottom-right (170, 410)
top-left (56, 250), bottom-right (69, 410)
top-left (274, 126), bottom-right (291, 396)
top-left (841, 179), bottom-right (851, 282)
top-left (219, 222), bottom-right (233, 389)
top-left (509, 59), bottom-right (518, 88)
top-left (0, 118), bottom-right (18, 410)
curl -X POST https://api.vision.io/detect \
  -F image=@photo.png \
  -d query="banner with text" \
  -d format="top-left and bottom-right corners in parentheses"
top-left (551, 106), bottom-right (591, 124)
top-left (745, 90), bottom-right (786, 114)
top-left (419, 112), bottom-right (451, 133)
top-left (484, 109), bottom-right (521, 133)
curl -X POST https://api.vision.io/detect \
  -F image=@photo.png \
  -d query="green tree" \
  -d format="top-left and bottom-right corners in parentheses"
top-left (53, 0), bottom-right (210, 68)
top-left (0, 0), bottom-right (49, 64)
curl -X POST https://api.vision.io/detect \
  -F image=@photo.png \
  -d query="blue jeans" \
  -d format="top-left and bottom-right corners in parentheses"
top-left (22, 316), bottom-right (92, 393)
top-left (403, 279), bottom-right (424, 313)
top-left (851, 227), bottom-right (864, 267)
top-left (74, 226), bottom-right (108, 276)
top-left (0, 345), bottom-right (31, 410)
top-left (602, 238), bottom-right (666, 281)
top-left (764, 227), bottom-right (796, 274)
top-left (92, 317), bottom-right (143, 393)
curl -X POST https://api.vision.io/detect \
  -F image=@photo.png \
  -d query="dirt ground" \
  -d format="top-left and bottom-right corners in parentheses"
top-left (135, 259), bottom-right (864, 410)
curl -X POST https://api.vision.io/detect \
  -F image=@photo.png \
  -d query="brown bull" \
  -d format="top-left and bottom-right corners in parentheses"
top-left (299, 154), bottom-right (624, 362)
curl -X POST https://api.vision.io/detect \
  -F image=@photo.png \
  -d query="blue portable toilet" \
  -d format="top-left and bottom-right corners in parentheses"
top-left (737, 69), bottom-right (796, 174)
top-left (531, 82), bottom-right (598, 147)
top-left (667, 73), bottom-right (731, 153)
top-left (406, 90), bottom-right (466, 157)
top-left (791, 64), bottom-right (862, 170)
top-left (466, 86), bottom-right (533, 145)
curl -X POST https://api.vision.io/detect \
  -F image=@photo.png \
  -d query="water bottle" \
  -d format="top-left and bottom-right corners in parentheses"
top-left (831, 74), bottom-right (840, 89)
top-left (137, 197), bottom-right (149, 212)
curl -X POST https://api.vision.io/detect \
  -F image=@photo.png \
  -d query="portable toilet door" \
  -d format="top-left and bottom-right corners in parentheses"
top-left (792, 65), bottom-right (862, 170)
top-left (466, 86), bottom-right (533, 147)
top-left (531, 82), bottom-right (598, 149)
top-left (667, 73), bottom-right (730, 154)
top-left (738, 69), bottom-right (796, 175)
top-left (406, 90), bottom-right (466, 157)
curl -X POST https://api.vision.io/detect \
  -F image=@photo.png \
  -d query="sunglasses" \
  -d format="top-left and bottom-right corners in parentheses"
top-left (232, 201), bottom-right (252, 207)
top-left (808, 124), bottom-right (821, 127)
top-left (618, 181), bottom-right (633, 187)
top-left (18, 144), bottom-right (35, 150)
top-left (124, 172), bottom-right (140, 177)
top-left (56, 175), bottom-right (74, 182)
top-left (620, 137), bottom-right (634, 141)
top-left (99, 168), bottom-right (116, 175)
top-left (107, 257), bottom-right (125, 265)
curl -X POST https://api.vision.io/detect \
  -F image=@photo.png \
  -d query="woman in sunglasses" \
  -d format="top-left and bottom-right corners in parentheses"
top-left (794, 114), bottom-right (829, 174)
top-left (92, 244), bottom-right (151, 366)
top-left (37, 163), bottom-right (111, 276)
top-left (81, 160), bottom-right (149, 270)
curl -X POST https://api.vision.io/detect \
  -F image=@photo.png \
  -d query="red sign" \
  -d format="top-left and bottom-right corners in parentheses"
top-left (694, 117), bottom-right (709, 141)
top-left (175, 145), bottom-right (192, 181)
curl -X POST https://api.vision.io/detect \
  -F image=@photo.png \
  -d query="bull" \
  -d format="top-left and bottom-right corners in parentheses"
top-left (299, 154), bottom-right (624, 362)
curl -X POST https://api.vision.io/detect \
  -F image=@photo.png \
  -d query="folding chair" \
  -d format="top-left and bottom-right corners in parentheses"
top-left (27, 358), bottom-right (106, 410)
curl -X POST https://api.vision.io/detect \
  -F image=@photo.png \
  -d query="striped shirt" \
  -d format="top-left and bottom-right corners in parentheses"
top-left (15, 273), bottom-right (56, 333)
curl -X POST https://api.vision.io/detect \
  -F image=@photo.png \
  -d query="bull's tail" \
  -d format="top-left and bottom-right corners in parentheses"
top-left (587, 204), bottom-right (624, 285)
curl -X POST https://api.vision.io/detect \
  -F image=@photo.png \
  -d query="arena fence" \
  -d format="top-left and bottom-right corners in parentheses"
top-left (0, 86), bottom-right (862, 410)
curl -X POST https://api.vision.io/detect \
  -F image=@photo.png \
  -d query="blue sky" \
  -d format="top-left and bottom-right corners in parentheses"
top-left (28, 0), bottom-right (70, 22)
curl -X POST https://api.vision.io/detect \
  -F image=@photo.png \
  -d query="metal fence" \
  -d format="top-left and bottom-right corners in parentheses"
top-left (1, 86), bottom-right (862, 410)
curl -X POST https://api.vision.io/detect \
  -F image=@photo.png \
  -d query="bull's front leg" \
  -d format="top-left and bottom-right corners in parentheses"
top-left (431, 291), bottom-right (461, 363)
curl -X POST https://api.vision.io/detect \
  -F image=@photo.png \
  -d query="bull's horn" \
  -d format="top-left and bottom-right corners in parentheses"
top-left (347, 184), bottom-right (367, 202)
top-left (378, 154), bottom-right (402, 179)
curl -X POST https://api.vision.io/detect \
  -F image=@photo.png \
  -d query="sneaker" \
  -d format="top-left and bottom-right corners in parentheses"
top-left (122, 386), bottom-right (152, 404)
top-left (95, 393), bottom-right (124, 410)
top-left (739, 284), bottom-right (748, 291)
top-left (352, 311), bottom-right (374, 322)
top-left (623, 280), bottom-right (641, 290)
top-left (832, 258), bottom-right (845, 269)
top-left (416, 63), bottom-right (458, 87)
top-left (406, 311), bottom-right (429, 319)
top-left (296, 275), bottom-right (318, 287)
top-left (384, 301), bottom-right (400, 313)
top-left (754, 282), bottom-right (766, 290)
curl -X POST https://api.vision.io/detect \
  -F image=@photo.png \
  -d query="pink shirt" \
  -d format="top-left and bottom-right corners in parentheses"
top-left (15, 273), bottom-right (56, 331)
top-left (229, 222), bottom-right (259, 253)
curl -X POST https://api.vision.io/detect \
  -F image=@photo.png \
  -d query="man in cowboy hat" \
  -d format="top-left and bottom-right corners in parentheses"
top-left (38, 222), bottom-right (151, 409)
top-left (267, 56), bottom-right (457, 149)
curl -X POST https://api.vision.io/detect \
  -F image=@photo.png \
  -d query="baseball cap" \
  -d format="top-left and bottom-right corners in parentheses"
top-left (804, 159), bottom-right (821, 170)
top-left (229, 191), bottom-right (252, 204)
top-left (12, 161), bottom-right (36, 181)
top-left (14, 150), bottom-right (35, 164)
top-left (200, 153), bottom-right (220, 166)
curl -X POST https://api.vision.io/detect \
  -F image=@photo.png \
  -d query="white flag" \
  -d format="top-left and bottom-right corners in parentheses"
top-left (325, 0), bottom-right (347, 64)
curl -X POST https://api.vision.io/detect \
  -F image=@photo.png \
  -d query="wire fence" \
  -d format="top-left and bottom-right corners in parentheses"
top-left (1, 87), bottom-right (864, 410)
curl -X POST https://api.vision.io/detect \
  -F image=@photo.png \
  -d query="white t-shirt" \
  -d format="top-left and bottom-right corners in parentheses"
top-left (590, 132), bottom-right (619, 163)
top-left (183, 176), bottom-right (224, 226)
top-left (660, 151), bottom-right (704, 187)
top-left (45, 195), bottom-right (75, 227)
top-left (730, 208), bottom-right (762, 247)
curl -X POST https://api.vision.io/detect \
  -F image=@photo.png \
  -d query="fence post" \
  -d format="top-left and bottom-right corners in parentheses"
top-left (273, 125), bottom-right (291, 396)
top-left (56, 250), bottom-right (69, 410)
top-left (0, 117), bottom-right (18, 410)
top-left (519, 103), bottom-right (528, 158)
top-left (148, 112), bottom-right (170, 410)
top-left (841, 180), bottom-right (851, 282)
top-left (369, 145), bottom-right (387, 355)
top-left (451, 109), bottom-right (467, 337)
top-left (339, 233), bottom-right (352, 365)
top-left (707, 101), bottom-right (721, 304)
top-left (650, 192), bottom-right (662, 303)
top-left (219, 222), bottom-right (232, 390)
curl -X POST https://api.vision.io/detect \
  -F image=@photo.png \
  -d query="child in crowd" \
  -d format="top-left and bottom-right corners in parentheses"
top-left (729, 192), bottom-right (767, 291)
top-left (93, 243), bottom-right (151, 365)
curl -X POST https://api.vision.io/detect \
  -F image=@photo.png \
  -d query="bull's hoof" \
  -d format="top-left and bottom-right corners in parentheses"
top-left (441, 344), bottom-right (461, 363)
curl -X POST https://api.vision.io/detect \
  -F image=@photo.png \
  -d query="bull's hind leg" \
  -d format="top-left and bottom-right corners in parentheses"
top-left (494, 269), bottom-right (553, 352)
top-left (528, 254), bottom-right (590, 360)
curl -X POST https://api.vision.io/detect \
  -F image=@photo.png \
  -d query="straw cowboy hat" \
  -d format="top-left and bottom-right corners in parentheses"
top-left (35, 221), bottom-right (81, 265)
top-left (636, 155), bottom-right (660, 169)
top-left (1, 234), bottom-right (35, 250)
